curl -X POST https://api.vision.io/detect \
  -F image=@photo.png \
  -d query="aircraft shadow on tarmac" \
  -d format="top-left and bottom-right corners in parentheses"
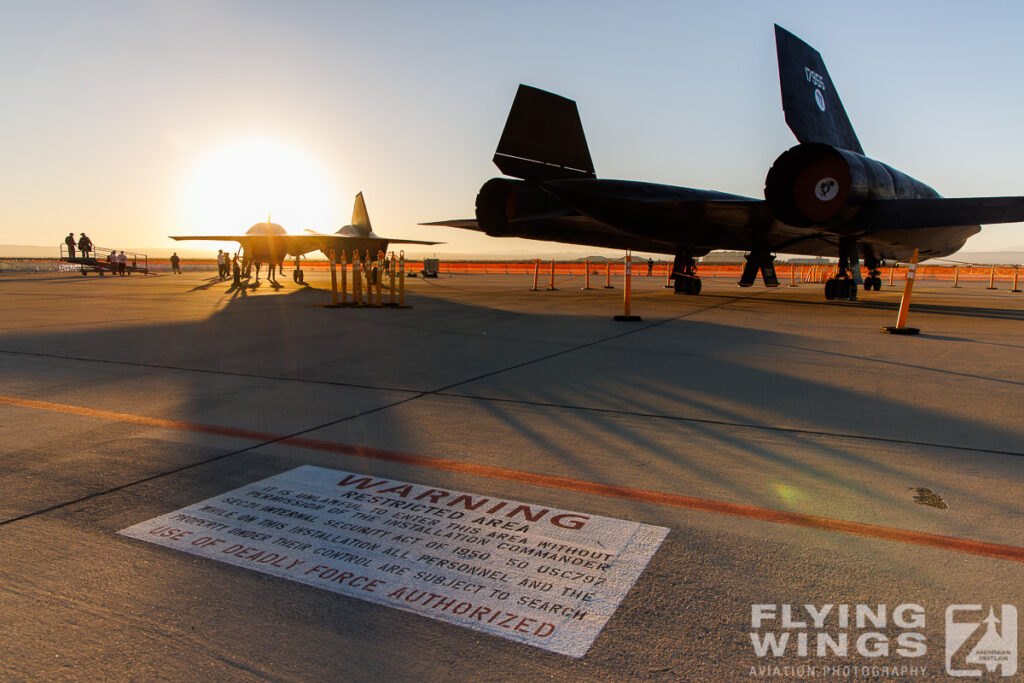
top-left (445, 318), bottom-right (1023, 510)
top-left (3, 284), bottom-right (1022, 534)
top-left (186, 274), bottom-right (295, 294)
top-left (749, 290), bottom-right (1024, 322)
top-left (5, 281), bottom-right (1024, 679)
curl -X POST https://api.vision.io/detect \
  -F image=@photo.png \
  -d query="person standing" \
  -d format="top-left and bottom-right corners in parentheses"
top-left (78, 233), bottom-right (92, 258)
top-left (170, 252), bottom-right (181, 274)
top-left (231, 255), bottom-right (241, 287)
top-left (216, 249), bottom-right (225, 279)
top-left (647, 258), bottom-right (654, 276)
top-left (64, 233), bottom-right (76, 259)
top-left (117, 250), bottom-right (127, 276)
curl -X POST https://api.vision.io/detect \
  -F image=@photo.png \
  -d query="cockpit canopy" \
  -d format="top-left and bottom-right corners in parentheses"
top-left (246, 222), bottom-right (287, 235)
top-left (336, 224), bottom-right (374, 238)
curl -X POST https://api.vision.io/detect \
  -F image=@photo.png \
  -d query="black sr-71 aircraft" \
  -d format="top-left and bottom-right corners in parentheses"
top-left (171, 192), bottom-right (438, 280)
top-left (427, 26), bottom-right (1024, 300)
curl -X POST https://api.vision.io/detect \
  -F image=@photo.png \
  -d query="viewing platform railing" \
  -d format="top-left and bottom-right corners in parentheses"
top-left (59, 244), bottom-right (148, 275)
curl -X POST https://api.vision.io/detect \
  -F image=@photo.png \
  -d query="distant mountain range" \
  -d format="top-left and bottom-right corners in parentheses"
top-left (2, 244), bottom-right (1023, 265)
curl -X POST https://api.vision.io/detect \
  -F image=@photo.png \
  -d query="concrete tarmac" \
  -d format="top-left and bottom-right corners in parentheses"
top-left (1, 268), bottom-right (1022, 681)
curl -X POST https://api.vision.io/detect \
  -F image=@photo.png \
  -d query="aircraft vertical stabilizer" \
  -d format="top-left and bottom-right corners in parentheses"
top-left (352, 192), bottom-right (372, 232)
top-left (493, 84), bottom-right (596, 181)
top-left (775, 24), bottom-right (863, 154)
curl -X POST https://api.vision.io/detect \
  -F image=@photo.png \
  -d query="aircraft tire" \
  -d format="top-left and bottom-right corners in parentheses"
top-left (824, 279), bottom-right (836, 300)
top-left (872, 277), bottom-right (881, 291)
top-left (673, 278), bottom-right (686, 294)
top-left (689, 278), bottom-right (702, 295)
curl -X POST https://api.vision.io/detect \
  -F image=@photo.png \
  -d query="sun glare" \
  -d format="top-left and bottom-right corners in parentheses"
top-left (181, 138), bottom-right (341, 234)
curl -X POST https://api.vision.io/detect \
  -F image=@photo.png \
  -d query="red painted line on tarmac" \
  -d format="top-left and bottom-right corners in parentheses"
top-left (4, 394), bottom-right (1023, 564)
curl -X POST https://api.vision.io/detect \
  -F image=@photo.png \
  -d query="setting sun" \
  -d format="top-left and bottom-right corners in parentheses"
top-left (180, 138), bottom-right (342, 234)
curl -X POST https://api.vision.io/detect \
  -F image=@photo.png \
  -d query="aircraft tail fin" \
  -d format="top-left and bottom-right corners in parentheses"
top-left (493, 84), bottom-right (596, 181)
top-left (351, 192), bottom-right (372, 232)
top-left (775, 25), bottom-right (864, 155)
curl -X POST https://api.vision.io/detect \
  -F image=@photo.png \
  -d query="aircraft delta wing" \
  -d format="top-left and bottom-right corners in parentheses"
top-left (171, 192), bottom-right (439, 277)
top-left (425, 25), bottom-right (1024, 300)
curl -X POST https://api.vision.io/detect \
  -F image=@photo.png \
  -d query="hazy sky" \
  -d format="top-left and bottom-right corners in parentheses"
top-left (3, 1), bottom-right (1024, 257)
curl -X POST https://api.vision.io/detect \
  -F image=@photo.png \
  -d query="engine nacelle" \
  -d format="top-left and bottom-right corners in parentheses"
top-left (475, 178), bottom-right (570, 236)
top-left (764, 143), bottom-right (939, 228)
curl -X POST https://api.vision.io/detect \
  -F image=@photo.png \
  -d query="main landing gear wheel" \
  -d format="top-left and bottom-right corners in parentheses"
top-left (864, 276), bottom-right (881, 291)
top-left (673, 277), bottom-right (702, 295)
top-left (825, 278), bottom-right (857, 300)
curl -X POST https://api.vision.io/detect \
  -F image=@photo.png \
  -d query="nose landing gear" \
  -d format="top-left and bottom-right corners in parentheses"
top-left (670, 249), bottom-right (703, 295)
top-left (863, 267), bottom-right (882, 291)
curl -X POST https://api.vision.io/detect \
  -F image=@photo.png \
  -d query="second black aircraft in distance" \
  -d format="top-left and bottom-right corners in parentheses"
top-left (172, 192), bottom-right (439, 281)
top-left (427, 25), bottom-right (1024, 301)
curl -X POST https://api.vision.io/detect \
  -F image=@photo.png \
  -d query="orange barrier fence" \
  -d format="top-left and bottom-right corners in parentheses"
top-left (391, 262), bottom-right (1023, 283)
top-left (9, 258), bottom-right (1022, 284)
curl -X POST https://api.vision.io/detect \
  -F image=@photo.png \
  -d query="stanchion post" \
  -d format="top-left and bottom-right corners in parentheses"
top-left (625, 255), bottom-right (631, 316)
top-left (889, 266), bottom-right (895, 286)
top-left (788, 263), bottom-right (797, 287)
top-left (389, 252), bottom-right (397, 305)
top-left (584, 258), bottom-right (591, 290)
top-left (374, 249), bottom-right (384, 306)
top-left (352, 250), bottom-right (363, 305)
top-left (341, 249), bottom-right (349, 303)
top-left (882, 248), bottom-right (920, 335)
top-left (357, 251), bottom-right (365, 305)
top-left (329, 248), bottom-right (338, 306)
top-left (952, 266), bottom-right (960, 288)
top-left (614, 251), bottom-right (641, 321)
top-left (531, 259), bottom-right (540, 291)
top-left (362, 251), bottom-right (372, 305)
top-left (548, 259), bottom-right (557, 291)
top-left (987, 266), bottom-right (997, 290)
top-left (606, 262), bottom-right (614, 288)
top-left (1011, 266), bottom-right (1021, 293)
top-left (399, 251), bottom-right (407, 307)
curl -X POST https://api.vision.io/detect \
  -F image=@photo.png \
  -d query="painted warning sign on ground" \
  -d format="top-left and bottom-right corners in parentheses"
top-left (119, 465), bottom-right (669, 657)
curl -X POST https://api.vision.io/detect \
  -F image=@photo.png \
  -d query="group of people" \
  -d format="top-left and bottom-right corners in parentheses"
top-left (216, 249), bottom-right (242, 284)
top-left (105, 250), bottom-right (134, 275)
top-left (63, 232), bottom-right (135, 275)
top-left (64, 232), bottom-right (92, 259)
